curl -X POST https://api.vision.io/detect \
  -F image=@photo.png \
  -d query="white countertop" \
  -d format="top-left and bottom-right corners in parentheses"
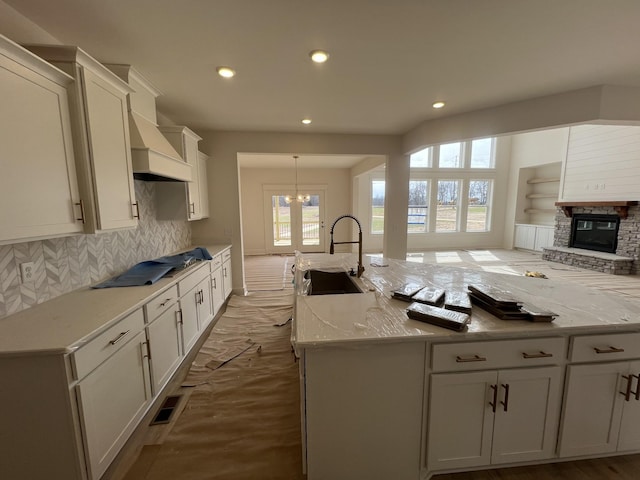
top-left (0, 244), bottom-right (230, 357)
top-left (293, 253), bottom-right (640, 348)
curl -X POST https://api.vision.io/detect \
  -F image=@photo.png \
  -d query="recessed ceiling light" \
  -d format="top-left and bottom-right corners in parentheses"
top-left (216, 66), bottom-right (236, 78)
top-left (301, 118), bottom-right (312, 125)
top-left (432, 101), bottom-right (446, 109)
top-left (309, 50), bottom-right (329, 63)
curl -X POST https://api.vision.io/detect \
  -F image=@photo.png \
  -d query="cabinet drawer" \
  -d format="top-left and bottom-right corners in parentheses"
top-left (210, 254), bottom-right (222, 271)
top-left (432, 337), bottom-right (566, 372)
top-left (178, 263), bottom-right (210, 296)
top-left (72, 308), bottom-right (145, 380)
top-left (222, 248), bottom-right (231, 262)
top-left (145, 285), bottom-right (178, 322)
top-left (569, 332), bottom-right (640, 363)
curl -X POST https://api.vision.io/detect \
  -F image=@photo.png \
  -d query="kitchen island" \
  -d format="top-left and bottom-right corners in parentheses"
top-left (292, 253), bottom-right (640, 480)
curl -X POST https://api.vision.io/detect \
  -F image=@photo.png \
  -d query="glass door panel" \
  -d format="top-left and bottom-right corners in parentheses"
top-left (265, 189), bottom-right (325, 254)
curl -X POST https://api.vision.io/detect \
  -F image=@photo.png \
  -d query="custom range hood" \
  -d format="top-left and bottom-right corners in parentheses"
top-left (105, 64), bottom-right (192, 182)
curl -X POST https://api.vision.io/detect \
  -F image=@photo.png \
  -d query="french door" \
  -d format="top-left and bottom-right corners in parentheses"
top-left (264, 187), bottom-right (326, 254)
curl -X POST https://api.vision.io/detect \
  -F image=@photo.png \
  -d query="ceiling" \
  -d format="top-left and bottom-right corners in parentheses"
top-left (6, 0), bottom-right (640, 137)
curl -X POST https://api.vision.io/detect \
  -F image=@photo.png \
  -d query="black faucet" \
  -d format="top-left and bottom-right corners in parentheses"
top-left (329, 214), bottom-right (365, 278)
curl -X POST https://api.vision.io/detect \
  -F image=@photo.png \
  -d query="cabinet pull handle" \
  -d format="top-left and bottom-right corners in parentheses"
top-left (223, 267), bottom-right (227, 278)
top-left (132, 202), bottom-right (140, 219)
top-left (594, 346), bottom-right (625, 354)
top-left (456, 354), bottom-right (487, 363)
top-left (108, 330), bottom-right (130, 345)
top-left (213, 277), bottom-right (217, 289)
top-left (632, 374), bottom-right (640, 401)
top-left (176, 309), bottom-right (183, 325)
top-left (501, 383), bottom-right (510, 412)
top-left (159, 298), bottom-right (172, 307)
top-left (489, 384), bottom-right (498, 413)
top-left (189, 202), bottom-right (195, 215)
top-left (75, 200), bottom-right (86, 224)
top-left (621, 375), bottom-right (633, 402)
top-left (522, 351), bottom-right (553, 359)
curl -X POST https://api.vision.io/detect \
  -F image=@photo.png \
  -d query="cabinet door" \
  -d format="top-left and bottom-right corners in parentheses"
top-left (491, 366), bottom-right (562, 464)
top-left (197, 276), bottom-right (213, 330)
top-left (81, 67), bottom-right (137, 230)
top-left (0, 41), bottom-right (83, 243)
top-left (534, 226), bottom-right (554, 252)
top-left (222, 256), bottom-right (233, 299)
top-left (428, 371), bottom-right (496, 470)
top-left (184, 134), bottom-right (201, 219)
top-left (198, 151), bottom-right (209, 219)
top-left (147, 304), bottom-right (182, 394)
top-left (76, 330), bottom-right (151, 480)
top-left (179, 287), bottom-right (200, 354)
top-left (514, 224), bottom-right (536, 250)
top-left (210, 265), bottom-right (225, 317)
top-left (618, 360), bottom-right (640, 452)
top-left (559, 362), bottom-right (627, 457)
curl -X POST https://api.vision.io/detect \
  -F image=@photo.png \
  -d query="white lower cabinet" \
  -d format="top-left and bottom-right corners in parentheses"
top-left (179, 267), bottom-right (213, 353)
top-left (210, 260), bottom-right (225, 316)
top-left (146, 302), bottom-right (182, 394)
top-left (222, 249), bottom-right (233, 299)
top-left (76, 328), bottom-right (151, 480)
top-left (428, 366), bottom-right (562, 470)
top-left (427, 338), bottom-right (565, 473)
top-left (560, 361), bottom-right (640, 457)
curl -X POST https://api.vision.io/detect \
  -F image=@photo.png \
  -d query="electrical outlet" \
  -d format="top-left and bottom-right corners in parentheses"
top-left (20, 262), bottom-right (35, 283)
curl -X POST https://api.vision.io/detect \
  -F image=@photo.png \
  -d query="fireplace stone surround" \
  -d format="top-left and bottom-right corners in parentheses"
top-left (542, 204), bottom-right (640, 275)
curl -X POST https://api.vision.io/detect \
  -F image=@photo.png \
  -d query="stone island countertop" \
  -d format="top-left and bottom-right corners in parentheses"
top-left (292, 253), bottom-right (640, 348)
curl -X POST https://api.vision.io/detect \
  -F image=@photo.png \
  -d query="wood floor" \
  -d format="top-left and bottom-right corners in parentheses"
top-left (111, 250), bottom-right (640, 480)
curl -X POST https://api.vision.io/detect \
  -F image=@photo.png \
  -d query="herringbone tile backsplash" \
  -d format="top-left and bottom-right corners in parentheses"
top-left (0, 181), bottom-right (191, 319)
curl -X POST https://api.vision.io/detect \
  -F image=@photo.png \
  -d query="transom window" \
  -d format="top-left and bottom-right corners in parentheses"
top-left (408, 137), bottom-right (497, 233)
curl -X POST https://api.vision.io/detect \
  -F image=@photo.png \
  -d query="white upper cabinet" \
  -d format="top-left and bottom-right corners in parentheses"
top-left (156, 126), bottom-right (210, 221)
top-left (25, 44), bottom-right (138, 233)
top-left (197, 151), bottom-right (210, 219)
top-left (0, 35), bottom-right (83, 244)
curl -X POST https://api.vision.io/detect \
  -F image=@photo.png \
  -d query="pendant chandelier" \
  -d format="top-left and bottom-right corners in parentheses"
top-left (285, 155), bottom-right (310, 204)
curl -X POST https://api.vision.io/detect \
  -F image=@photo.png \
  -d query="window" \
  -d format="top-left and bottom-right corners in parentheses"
top-left (408, 179), bottom-right (429, 233)
top-left (470, 138), bottom-right (495, 168)
top-left (436, 180), bottom-right (460, 232)
top-left (410, 147), bottom-right (432, 168)
top-left (438, 142), bottom-right (463, 168)
top-left (467, 180), bottom-right (492, 231)
top-left (371, 180), bottom-right (385, 234)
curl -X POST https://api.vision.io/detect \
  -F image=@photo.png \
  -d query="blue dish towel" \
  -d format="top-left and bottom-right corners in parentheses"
top-left (93, 247), bottom-right (213, 288)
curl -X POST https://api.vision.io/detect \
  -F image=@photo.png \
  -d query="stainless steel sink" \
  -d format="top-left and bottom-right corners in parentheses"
top-left (305, 269), bottom-right (363, 295)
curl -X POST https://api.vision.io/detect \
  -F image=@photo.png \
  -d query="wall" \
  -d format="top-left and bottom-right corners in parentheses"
top-left (503, 128), bottom-right (569, 248)
top-left (560, 124), bottom-right (640, 202)
top-left (0, 181), bottom-right (191, 319)
top-left (240, 167), bottom-right (351, 255)
top-left (191, 130), bottom-right (404, 293)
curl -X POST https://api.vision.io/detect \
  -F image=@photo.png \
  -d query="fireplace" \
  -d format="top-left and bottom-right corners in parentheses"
top-left (570, 214), bottom-right (619, 253)
top-left (542, 202), bottom-right (640, 275)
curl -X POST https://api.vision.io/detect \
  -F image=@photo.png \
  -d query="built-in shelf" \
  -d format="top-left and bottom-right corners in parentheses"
top-left (526, 193), bottom-right (558, 199)
top-left (524, 208), bottom-right (557, 214)
top-left (527, 177), bottom-right (560, 184)
top-left (555, 201), bottom-right (639, 219)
